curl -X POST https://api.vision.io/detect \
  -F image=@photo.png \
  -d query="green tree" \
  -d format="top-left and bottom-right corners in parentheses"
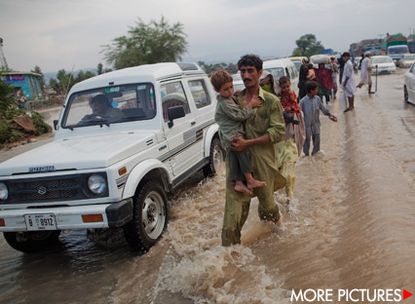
top-left (104, 16), bottom-right (187, 69)
top-left (198, 61), bottom-right (238, 75)
top-left (31, 65), bottom-right (45, 87)
top-left (49, 69), bottom-right (96, 95)
top-left (76, 70), bottom-right (95, 83)
top-left (292, 34), bottom-right (325, 57)
top-left (48, 69), bottom-right (74, 95)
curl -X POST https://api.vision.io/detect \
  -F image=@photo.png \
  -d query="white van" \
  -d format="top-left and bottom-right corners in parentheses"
top-left (263, 59), bottom-right (299, 94)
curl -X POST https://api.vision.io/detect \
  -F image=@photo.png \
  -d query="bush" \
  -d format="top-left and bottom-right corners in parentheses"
top-left (0, 119), bottom-right (24, 145)
top-left (31, 111), bottom-right (51, 135)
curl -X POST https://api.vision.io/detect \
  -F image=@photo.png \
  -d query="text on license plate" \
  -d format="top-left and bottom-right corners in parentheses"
top-left (24, 214), bottom-right (57, 231)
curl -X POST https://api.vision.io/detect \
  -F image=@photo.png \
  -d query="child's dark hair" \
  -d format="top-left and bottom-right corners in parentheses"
top-left (237, 54), bottom-right (263, 71)
top-left (210, 70), bottom-right (233, 92)
top-left (278, 76), bottom-right (290, 86)
top-left (306, 81), bottom-right (319, 93)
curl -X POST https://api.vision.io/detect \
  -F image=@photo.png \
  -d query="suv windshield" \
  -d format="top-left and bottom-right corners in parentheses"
top-left (388, 46), bottom-right (409, 54)
top-left (62, 83), bottom-right (156, 129)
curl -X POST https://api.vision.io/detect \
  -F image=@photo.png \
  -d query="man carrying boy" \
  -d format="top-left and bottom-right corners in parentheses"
top-left (300, 81), bottom-right (337, 156)
top-left (221, 54), bottom-right (286, 246)
top-left (211, 70), bottom-right (266, 196)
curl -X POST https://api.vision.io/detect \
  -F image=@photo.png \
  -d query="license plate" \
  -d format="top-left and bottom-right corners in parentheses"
top-left (24, 214), bottom-right (57, 231)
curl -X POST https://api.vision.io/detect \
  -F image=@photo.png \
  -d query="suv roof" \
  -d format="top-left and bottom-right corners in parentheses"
top-left (71, 62), bottom-right (205, 92)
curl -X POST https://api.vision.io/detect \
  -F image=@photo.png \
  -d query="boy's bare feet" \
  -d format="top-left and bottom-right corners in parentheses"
top-left (246, 178), bottom-right (266, 190)
top-left (234, 181), bottom-right (253, 196)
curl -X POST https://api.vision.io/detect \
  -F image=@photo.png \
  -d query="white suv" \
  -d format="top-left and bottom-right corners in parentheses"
top-left (0, 62), bottom-right (223, 253)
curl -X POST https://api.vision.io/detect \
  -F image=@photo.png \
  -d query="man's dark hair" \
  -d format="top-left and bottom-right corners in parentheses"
top-left (90, 94), bottom-right (110, 105)
top-left (237, 54), bottom-right (263, 71)
top-left (342, 52), bottom-right (351, 58)
top-left (306, 80), bottom-right (319, 93)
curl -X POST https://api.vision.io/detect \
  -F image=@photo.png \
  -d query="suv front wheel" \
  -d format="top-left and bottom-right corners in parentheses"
top-left (123, 181), bottom-right (167, 253)
top-left (203, 137), bottom-right (225, 177)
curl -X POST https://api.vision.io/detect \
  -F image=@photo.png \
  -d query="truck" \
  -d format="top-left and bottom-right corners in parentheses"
top-left (382, 33), bottom-right (409, 62)
top-left (0, 62), bottom-right (224, 253)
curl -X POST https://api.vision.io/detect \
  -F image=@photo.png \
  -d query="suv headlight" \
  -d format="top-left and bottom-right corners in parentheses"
top-left (0, 182), bottom-right (8, 200)
top-left (88, 175), bottom-right (107, 195)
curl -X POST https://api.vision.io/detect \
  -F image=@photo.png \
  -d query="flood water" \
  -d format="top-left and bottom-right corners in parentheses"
top-left (0, 70), bottom-right (414, 303)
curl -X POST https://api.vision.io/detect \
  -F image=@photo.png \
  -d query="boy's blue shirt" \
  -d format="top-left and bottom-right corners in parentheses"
top-left (300, 94), bottom-right (331, 135)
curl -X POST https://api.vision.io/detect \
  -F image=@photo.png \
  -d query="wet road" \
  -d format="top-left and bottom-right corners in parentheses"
top-left (0, 70), bottom-right (414, 303)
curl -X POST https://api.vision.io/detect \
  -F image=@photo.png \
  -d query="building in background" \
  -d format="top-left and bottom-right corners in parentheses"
top-left (1, 72), bottom-right (43, 100)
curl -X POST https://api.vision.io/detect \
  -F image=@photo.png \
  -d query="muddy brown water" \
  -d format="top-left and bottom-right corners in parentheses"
top-left (0, 70), bottom-right (414, 303)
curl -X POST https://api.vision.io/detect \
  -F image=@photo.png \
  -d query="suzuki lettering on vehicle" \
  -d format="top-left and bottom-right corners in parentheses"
top-left (29, 165), bottom-right (55, 173)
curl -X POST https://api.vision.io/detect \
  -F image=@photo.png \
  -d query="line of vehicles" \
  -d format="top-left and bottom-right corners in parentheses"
top-left (350, 33), bottom-right (415, 65)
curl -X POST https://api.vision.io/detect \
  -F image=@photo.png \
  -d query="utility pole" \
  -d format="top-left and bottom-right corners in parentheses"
top-left (0, 37), bottom-right (9, 70)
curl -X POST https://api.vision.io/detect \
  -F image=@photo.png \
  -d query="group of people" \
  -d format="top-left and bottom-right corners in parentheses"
top-left (298, 56), bottom-right (339, 104)
top-left (211, 54), bottom-right (338, 246)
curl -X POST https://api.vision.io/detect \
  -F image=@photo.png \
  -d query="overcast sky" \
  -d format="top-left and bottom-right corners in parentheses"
top-left (1, 0), bottom-right (414, 73)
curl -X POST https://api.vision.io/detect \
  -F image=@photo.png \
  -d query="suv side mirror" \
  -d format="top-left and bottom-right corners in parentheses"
top-left (167, 105), bottom-right (185, 128)
top-left (53, 120), bottom-right (59, 130)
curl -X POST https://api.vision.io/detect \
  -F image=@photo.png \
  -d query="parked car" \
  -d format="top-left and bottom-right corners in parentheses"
top-left (0, 62), bottom-right (224, 253)
top-left (371, 55), bottom-right (396, 74)
top-left (263, 58), bottom-right (299, 93)
top-left (397, 53), bottom-right (415, 68)
top-left (404, 63), bottom-right (415, 105)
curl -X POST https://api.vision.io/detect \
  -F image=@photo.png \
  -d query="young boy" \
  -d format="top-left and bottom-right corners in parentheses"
top-left (211, 70), bottom-right (265, 195)
top-left (300, 81), bottom-right (337, 156)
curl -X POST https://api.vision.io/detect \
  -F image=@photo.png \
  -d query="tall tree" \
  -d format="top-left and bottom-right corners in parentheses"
top-left (292, 34), bottom-right (325, 57)
top-left (103, 16), bottom-right (187, 69)
top-left (31, 65), bottom-right (45, 88)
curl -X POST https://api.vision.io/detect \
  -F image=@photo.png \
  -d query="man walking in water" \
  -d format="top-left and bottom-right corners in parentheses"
top-left (357, 52), bottom-right (373, 94)
top-left (341, 52), bottom-right (356, 112)
top-left (221, 54), bottom-right (286, 246)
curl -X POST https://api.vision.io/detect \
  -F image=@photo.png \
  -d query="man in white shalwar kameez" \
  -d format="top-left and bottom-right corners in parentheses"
top-left (357, 53), bottom-right (373, 94)
top-left (341, 52), bottom-right (356, 112)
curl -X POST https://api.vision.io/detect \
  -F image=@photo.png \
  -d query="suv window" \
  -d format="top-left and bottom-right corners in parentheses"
top-left (160, 81), bottom-right (190, 122)
top-left (62, 83), bottom-right (156, 128)
top-left (188, 79), bottom-right (211, 109)
top-left (264, 67), bottom-right (284, 80)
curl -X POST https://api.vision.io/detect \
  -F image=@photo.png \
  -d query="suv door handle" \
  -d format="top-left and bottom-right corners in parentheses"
top-left (158, 145), bottom-right (167, 151)
top-left (190, 121), bottom-right (196, 126)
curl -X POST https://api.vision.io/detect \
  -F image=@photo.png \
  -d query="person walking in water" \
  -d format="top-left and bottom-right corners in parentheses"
top-left (341, 52), bottom-right (356, 112)
top-left (357, 52), bottom-right (373, 94)
top-left (211, 70), bottom-right (266, 196)
top-left (276, 76), bottom-right (305, 199)
top-left (300, 81), bottom-right (337, 156)
top-left (221, 54), bottom-right (286, 246)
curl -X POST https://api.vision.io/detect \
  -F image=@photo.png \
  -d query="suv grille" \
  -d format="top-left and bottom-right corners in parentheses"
top-left (4, 174), bottom-right (107, 204)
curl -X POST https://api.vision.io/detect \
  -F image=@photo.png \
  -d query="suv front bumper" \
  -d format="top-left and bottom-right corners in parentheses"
top-left (0, 199), bottom-right (133, 232)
